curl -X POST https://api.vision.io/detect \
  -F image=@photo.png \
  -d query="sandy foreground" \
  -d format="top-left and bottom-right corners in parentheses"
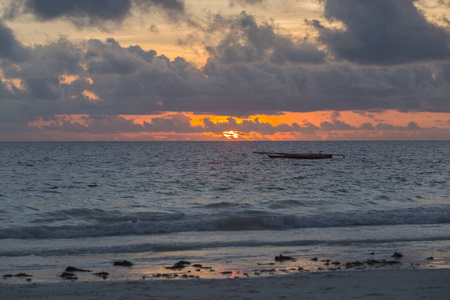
top-left (1, 268), bottom-right (449, 299)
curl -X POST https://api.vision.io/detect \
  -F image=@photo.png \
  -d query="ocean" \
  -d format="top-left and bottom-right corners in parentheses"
top-left (1, 141), bottom-right (449, 282)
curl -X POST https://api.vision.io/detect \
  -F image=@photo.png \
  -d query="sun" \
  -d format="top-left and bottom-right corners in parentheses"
top-left (223, 130), bottom-right (239, 139)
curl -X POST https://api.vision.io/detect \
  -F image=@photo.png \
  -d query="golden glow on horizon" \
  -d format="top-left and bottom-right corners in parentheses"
top-left (223, 130), bottom-right (240, 139)
top-left (25, 110), bottom-right (450, 141)
top-left (30, 111), bottom-right (450, 130)
top-left (189, 111), bottom-right (448, 129)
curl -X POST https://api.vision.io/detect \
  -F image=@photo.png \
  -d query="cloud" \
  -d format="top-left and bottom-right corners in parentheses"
top-left (149, 24), bottom-right (159, 33)
top-left (229, 0), bottom-right (266, 8)
top-left (86, 39), bottom-right (148, 75)
top-left (3, 0), bottom-right (186, 27)
top-left (28, 114), bottom-right (441, 140)
top-left (358, 121), bottom-right (422, 131)
top-left (34, 113), bottom-right (204, 134)
top-left (10, 37), bottom-right (84, 102)
top-left (204, 12), bottom-right (327, 65)
top-left (135, 0), bottom-right (186, 21)
top-left (309, 0), bottom-right (450, 65)
top-left (202, 117), bottom-right (322, 136)
top-left (0, 21), bottom-right (29, 62)
top-left (32, 114), bottom-right (310, 135)
top-left (1, 38), bottom-right (449, 121)
top-left (1, 14), bottom-right (450, 125)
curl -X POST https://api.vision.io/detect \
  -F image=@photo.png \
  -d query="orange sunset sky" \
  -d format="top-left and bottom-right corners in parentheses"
top-left (0, 0), bottom-right (449, 141)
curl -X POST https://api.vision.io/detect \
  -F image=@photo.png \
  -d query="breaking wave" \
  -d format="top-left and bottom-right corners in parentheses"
top-left (2, 205), bottom-right (450, 239)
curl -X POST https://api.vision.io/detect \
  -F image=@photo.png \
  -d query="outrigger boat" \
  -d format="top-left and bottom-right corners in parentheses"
top-left (253, 151), bottom-right (345, 159)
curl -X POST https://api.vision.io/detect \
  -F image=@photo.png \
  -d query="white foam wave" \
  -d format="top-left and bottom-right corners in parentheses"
top-left (1, 206), bottom-right (450, 240)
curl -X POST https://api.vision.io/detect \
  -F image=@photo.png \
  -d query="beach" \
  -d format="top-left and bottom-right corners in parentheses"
top-left (2, 268), bottom-right (450, 299)
top-left (2, 247), bottom-right (450, 299)
top-left (1, 141), bottom-right (449, 299)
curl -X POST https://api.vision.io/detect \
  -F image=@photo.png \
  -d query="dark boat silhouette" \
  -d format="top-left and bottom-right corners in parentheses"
top-left (254, 151), bottom-right (345, 159)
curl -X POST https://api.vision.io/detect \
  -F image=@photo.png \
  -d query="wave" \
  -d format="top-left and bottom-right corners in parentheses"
top-left (29, 208), bottom-right (186, 224)
top-left (2, 235), bottom-right (450, 258)
top-left (199, 201), bottom-right (253, 209)
top-left (0, 239), bottom-right (319, 257)
top-left (2, 206), bottom-right (450, 239)
top-left (267, 199), bottom-right (306, 209)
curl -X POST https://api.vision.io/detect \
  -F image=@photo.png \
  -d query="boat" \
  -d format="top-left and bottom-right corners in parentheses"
top-left (253, 151), bottom-right (345, 159)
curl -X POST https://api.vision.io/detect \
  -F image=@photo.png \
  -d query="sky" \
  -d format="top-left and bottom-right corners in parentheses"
top-left (0, 0), bottom-right (449, 141)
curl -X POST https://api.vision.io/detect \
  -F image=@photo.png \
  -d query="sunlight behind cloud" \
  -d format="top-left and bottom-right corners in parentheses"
top-left (223, 130), bottom-right (240, 139)
top-left (82, 90), bottom-right (102, 102)
top-left (59, 75), bottom-right (79, 85)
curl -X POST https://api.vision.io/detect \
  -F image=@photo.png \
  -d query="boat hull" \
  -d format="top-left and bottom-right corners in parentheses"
top-left (267, 154), bottom-right (333, 159)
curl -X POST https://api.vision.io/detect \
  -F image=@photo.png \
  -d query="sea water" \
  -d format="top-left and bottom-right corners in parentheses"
top-left (0, 141), bottom-right (449, 281)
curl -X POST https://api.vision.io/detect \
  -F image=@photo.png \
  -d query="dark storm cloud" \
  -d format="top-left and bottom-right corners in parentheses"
top-left (0, 79), bottom-right (16, 102)
top-left (39, 115), bottom-right (143, 134)
top-left (134, 0), bottom-right (186, 21)
top-left (229, 0), bottom-right (266, 7)
top-left (86, 39), bottom-right (146, 75)
top-left (269, 44), bottom-right (327, 65)
top-left (0, 21), bottom-right (29, 62)
top-left (199, 60), bottom-right (449, 114)
top-left (204, 12), bottom-right (327, 65)
top-left (441, 63), bottom-right (450, 81)
top-left (24, 0), bottom-right (130, 22)
top-left (310, 0), bottom-right (450, 65)
top-left (1, 8), bottom-right (450, 127)
top-left (14, 38), bottom-right (84, 101)
top-left (137, 0), bottom-right (185, 11)
top-left (20, 38), bottom-right (83, 77)
top-left (37, 113), bottom-right (205, 134)
top-left (24, 77), bottom-right (61, 100)
top-left (2, 37), bottom-right (450, 122)
top-left (3, 0), bottom-right (186, 27)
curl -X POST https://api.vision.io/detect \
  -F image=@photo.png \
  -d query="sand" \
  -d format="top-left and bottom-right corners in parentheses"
top-left (1, 268), bottom-right (449, 299)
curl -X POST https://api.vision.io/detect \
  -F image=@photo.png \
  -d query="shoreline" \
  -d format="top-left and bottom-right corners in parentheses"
top-left (2, 247), bottom-right (448, 283)
top-left (2, 230), bottom-right (450, 299)
top-left (2, 249), bottom-right (450, 299)
top-left (1, 268), bottom-right (449, 299)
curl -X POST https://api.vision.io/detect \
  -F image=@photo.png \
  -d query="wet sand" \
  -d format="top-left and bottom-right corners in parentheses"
top-left (1, 268), bottom-right (450, 299)
top-left (2, 250), bottom-right (450, 299)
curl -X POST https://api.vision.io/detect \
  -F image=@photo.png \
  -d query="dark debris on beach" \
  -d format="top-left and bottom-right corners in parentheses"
top-left (344, 259), bottom-right (401, 269)
top-left (2, 273), bottom-right (33, 278)
top-left (59, 272), bottom-right (79, 280)
top-left (165, 261), bottom-right (191, 270)
top-left (65, 266), bottom-right (92, 272)
top-left (275, 254), bottom-right (296, 262)
top-left (392, 252), bottom-right (404, 258)
top-left (113, 260), bottom-right (133, 267)
top-left (14, 273), bottom-right (33, 277)
top-left (3, 251), bottom-right (442, 283)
